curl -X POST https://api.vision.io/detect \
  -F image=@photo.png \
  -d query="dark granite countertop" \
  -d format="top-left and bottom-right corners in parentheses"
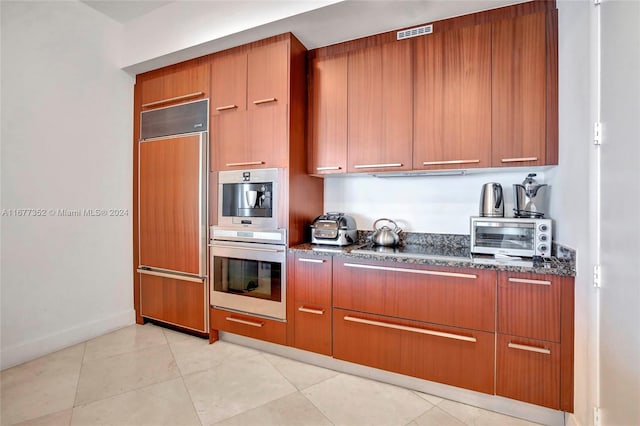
top-left (289, 232), bottom-right (576, 277)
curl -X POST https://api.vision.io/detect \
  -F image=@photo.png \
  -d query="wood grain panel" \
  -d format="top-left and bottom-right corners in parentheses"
top-left (247, 104), bottom-right (289, 168)
top-left (496, 334), bottom-right (560, 409)
top-left (492, 12), bottom-right (547, 166)
top-left (210, 307), bottom-right (286, 345)
top-left (140, 60), bottom-right (209, 108)
top-left (293, 254), bottom-right (332, 306)
top-left (545, 9), bottom-right (559, 165)
top-left (247, 40), bottom-right (289, 109)
top-left (133, 81), bottom-right (143, 325)
top-left (560, 274), bottom-right (575, 412)
top-left (308, 54), bottom-right (348, 175)
top-left (212, 111), bottom-right (249, 170)
top-left (333, 309), bottom-right (494, 394)
top-left (333, 259), bottom-right (496, 332)
top-left (294, 304), bottom-right (332, 355)
top-left (211, 50), bottom-right (247, 113)
top-left (497, 272), bottom-right (563, 342)
top-left (414, 22), bottom-right (491, 170)
top-left (139, 135), bottom-right (202, 274)
top-left (140, 274), bottom-right (207, 332)
top-left (347, 40), bottom-right (413, 173)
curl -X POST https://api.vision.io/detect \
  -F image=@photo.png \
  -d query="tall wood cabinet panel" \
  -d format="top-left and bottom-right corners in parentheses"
top-left (347, 40), bottom-right (413, 173)
top-left (247, 40), bottom-right (289, 110)
top-left (492, 12), bottom-right (547, 167)
top-left (211, 51), bottom-right (247, 114)
top-left (140, 61), bottom-right (209, 109)
top-left (413, 23), bottom-right (492, 170)
top-left (308, 54), bottom-right (348, 175)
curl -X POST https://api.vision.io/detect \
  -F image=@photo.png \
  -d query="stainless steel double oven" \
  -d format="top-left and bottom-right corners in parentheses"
top-left (210, 168), bottom-right (287, 320)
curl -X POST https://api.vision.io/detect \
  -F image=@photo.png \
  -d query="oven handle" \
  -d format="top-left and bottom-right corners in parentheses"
top-left (210, 244), bottom-right (285, 253)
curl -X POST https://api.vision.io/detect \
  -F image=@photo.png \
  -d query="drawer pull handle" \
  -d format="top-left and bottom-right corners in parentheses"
top-left (298, 258), bottom-right (325, 264)
top-left (422, 159), bottom-right (480, 166)
top-left (508, 342), bottom-right (551, 355)
top-left (225, 316), bottom-right (264, 328)
top-left (225, 161), bottom-right (265, 167)
top-left (344, 316), bottom-right (477, 342)
top-left (343, 263), bottom-right (477, 279)
top-left (353, 163), bottom-right (403, 169)
top-left (500, 157), bottom-right (539, 163)
top-left (215, 104), bottom-right (238, 111)
top-left (507, 277), bottom-right (551, 286)
top-left (298, 307), bottom-right (325, 315)
top-left (141, 91), bottom-right (204, 108)
top-left (316, 166), bottom-right (342, 171)
top-left (137, 268), bottom-right (204, 283)
top-left (253, 97), bottom-right (277, 105)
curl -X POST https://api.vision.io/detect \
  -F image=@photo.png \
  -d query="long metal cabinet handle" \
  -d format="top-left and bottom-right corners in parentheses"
top-left (422, 159), bottom-right (480, 166)
top-left (298, 307), bottom-right (325, 315)
top-left (343, 263), bottom-right (477, 279)
top-left (316, 166), bottom-right (342, 171)
top-left (298, 258), bottom-right (325, 264)
top-left (508, 342), bottom-right (551, 355)
top-left (141, 92), bottom-right (204, 108)
top-left (507, 277), bottom-right (551, 286)
top-left (213, 244), bottom-right (284, 253)
top-left (225, 161), bottom-right (265, 167)
top-left (253, 98), bottom-right (278, 105)
top-left (344, 315), bottom-right (477, 343)
top-left (137, 268), bottom-right (204, 283)
top-left (500, 157), bottom-right (539, 163)
top-left (215, 104), bottom-right (238, 111)
top-left (353, 163), bottom-right (403, 169)
top-left (225, 316), bottom-right (264, 327)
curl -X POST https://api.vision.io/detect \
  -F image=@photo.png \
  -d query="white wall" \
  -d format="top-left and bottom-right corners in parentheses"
top-left (0, 1), bottom-right (134, 369)
top-left (324, 169), bottom-right (549, 234)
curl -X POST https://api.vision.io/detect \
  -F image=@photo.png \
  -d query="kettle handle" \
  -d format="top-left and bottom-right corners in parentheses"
top-left (494, 185), bottom-right (503, 209)
top-left (373, 218), bottom-right (397, 231)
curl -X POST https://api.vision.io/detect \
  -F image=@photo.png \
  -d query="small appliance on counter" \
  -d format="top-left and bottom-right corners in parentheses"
top-left (311, 212), bottom-right (357, 246)
top-left (479, 182), bottom-right (504, 217)
top-left (470, 216), bottom-right (552, 258)
top-left (513, 173), bottom-right (549, 218)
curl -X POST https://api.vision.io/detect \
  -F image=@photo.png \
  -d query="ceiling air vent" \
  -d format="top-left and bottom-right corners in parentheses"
top-left (397, 24), bottom-right (433, 40)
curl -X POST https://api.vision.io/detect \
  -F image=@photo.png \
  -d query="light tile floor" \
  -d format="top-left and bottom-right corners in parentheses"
top-left (0, 324), bottom-right (541, 426)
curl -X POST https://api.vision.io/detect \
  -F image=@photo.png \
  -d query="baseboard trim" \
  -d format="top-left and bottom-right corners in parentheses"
top-left (220, 331), bottom-right (567, 426)
top-left (1, 309), bottom-right (136, 370)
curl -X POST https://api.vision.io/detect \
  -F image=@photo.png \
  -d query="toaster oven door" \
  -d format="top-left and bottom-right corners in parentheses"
top-left (472, 221), bottom-right (536, 256)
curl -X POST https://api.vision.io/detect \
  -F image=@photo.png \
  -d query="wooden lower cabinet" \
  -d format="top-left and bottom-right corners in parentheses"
top-left (496, 334), bottom-right (561, 409)
top-left (333, 308), bottom-right (495, 394)
top-left (293, 304), bottom-right (331, 355)
top-left (210, 307), bottom-right (286, 345)
top-left (140, 273), bottom-right (207, 332)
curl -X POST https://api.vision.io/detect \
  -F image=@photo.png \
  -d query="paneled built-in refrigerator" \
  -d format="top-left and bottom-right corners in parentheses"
top-left (137, 99), bottom-right (209, 333)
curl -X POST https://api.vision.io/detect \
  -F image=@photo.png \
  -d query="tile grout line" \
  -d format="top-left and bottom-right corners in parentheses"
top-left (69, 341), bottom-right (88, 424)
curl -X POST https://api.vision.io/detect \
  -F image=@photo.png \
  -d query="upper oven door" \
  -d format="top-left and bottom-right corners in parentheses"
top-left (471, 220), bottom-right (536, 257)
top-left (210, 240), bottom-right (286, 320)
top-left (218, 168), bottom-right (281, 228)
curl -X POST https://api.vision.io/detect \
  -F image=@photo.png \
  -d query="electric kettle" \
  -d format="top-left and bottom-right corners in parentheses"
top-left (479, 183), bottom-right (504, 217)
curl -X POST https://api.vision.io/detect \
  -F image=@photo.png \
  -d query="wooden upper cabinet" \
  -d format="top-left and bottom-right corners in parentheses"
top-left (211, 51), bottom-right (247, 114)
top-left (140, 61), bottom-right (209, 110)
top-left (211, 38), bottom-right (291, 170)
top-left (308, 54), bottom-right (348, 175)
top-left (413, 23), bottom-right (492, 170)
top-left (492, 12), bottom-right (548, 167)
top-left (347, 40), bottom-right (413, 173)
top-left (247, 40), bottom-right (289, 110)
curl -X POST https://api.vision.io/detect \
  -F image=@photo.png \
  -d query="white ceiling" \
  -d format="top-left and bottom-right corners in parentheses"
top-left (81, 0), bottom-right (173, 23)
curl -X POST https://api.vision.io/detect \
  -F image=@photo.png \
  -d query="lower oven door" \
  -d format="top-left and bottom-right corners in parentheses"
top-left (210, 240), bottom-right (286, 320)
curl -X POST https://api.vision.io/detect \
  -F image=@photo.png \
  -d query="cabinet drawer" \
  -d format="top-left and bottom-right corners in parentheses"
top-left (294, 254), bottom-right (332, 306)
top-left (140, 273), bottom-right (207, 333)
top-left (333, 259), bottom-right (496, 332)
top-left (293, 304), bottom-right (331, 356)
top-left (211, 307), bottom-right (286, 345)
top-left (333, 308), bottom-right (494, 394)
top-left (496, 334), bottom-right (561, 409)
top-left (498, 272), bottom-right (567, 342)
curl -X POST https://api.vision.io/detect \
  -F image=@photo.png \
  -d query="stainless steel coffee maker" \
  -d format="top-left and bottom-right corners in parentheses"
top-left (513, 173), bottom-right (549, 218)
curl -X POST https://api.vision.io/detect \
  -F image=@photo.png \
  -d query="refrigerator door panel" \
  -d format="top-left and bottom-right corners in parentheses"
top-left (139, 132), bottom-right (207, 276)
